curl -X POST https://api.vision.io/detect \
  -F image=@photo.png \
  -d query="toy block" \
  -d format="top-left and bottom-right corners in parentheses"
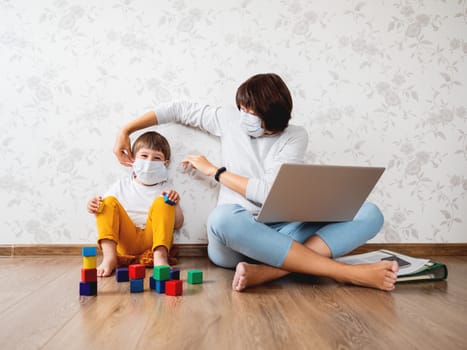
top-left (170, 269), bottom-right (180, 280)
top-left (83, 256), bottom-right (97, 269)
top-left (149, 276), bottom-right (156, 290)
top-left (116, 267), bottom-right (129, 282)
top-left (130, 279), bottom-right (144, 293)
top-left (96, 201), bottom-right (105, 213)
top-left (155, 280), bottom-right (166, 293)
top-left (80, 281), bottom-right (97, 296)
top-left (187, 269), bottom-right (203, 284)
top-left (81, 268), bottom-right (97, 283)
top-left (165, 280), bottom-right (182, 296)
top-left (82, 246), bottom-right (97, 257)
top-left (163, 193), bottom-right (176, 206)
top-left (149, 277), bottom-right (166, 293)
top-left (153, 265), bottom-right (170, 281)
top-left (129, 264), bottom-right (146, 280)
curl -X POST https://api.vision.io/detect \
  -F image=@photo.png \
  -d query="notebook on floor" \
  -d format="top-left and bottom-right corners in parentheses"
top-left (256, 163), bottom-right (385, 223)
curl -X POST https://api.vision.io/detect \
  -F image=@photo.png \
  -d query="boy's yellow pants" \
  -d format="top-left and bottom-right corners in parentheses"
top-left (96, 196), bottom-right (175, 262)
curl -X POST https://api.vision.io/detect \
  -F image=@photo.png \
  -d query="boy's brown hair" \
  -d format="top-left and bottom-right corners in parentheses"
top-left (132, 131), bottom-right (171, 160)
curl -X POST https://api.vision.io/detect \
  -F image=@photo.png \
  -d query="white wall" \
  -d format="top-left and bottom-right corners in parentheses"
top-left (1, 0), bottom-right (466, 244)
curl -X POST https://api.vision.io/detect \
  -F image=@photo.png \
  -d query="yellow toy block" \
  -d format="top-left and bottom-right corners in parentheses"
top-left (83, 256), bottom-right (97, 269)
top-left (96, 201), bottom-right (104, 214)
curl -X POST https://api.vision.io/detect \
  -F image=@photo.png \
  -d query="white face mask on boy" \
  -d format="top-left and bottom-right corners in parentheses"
top-left (240, 110), bottom-right (265, 138)
top-left (133, 159), bottom-right (168, 185)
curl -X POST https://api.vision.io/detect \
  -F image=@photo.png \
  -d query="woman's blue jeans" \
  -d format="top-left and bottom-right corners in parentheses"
top-left (207, 202), bottom-right (384, 268)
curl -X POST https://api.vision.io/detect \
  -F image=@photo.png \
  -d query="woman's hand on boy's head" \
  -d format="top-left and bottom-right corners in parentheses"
top-left (114, 129), bottom-right (134, 167)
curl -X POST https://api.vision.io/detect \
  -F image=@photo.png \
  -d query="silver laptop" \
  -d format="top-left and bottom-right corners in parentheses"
top-left (256, 163), bottom-right (385, 223)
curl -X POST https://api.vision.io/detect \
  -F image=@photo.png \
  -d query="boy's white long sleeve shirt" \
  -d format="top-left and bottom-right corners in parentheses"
top-left (155, 102), bottom-right (308, 214)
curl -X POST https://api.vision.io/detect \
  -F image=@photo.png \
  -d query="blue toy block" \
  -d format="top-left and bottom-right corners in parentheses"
top-left (155, 280), bottom-right (166, 294)
top-left (149, 275), bottom-right (166, 293)
top-left (130, 279), bottom-right (144, 293)
top-left (82, 246), bottom-right (97, 257)
top-left (170, 269), bottom-right (180, 280)
top-left (116, 267), bottom-right (129, 282)
top-left (80, 281), bottom-right (97, 296)
top-left (163, 193), bottom-right (176, 206)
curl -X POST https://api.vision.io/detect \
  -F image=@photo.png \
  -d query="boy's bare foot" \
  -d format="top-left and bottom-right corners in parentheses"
top-left (97, 239), bottom-right (118, 277)
top-left (153, 246), bottom-right (169, 266)
top-left (340, 260), bottom-right (399, 291)
top-left (96, 256), bottom-right (117, 277)
top-left (232, 262), bottom-right (288, 292)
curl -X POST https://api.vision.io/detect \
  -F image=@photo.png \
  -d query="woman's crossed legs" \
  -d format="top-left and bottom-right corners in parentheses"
top-left (207, 203), bottom-right (398, 292)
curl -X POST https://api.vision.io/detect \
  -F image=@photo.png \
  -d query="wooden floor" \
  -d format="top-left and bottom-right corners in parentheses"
top-left (0, 256), bottom-right (466, 350)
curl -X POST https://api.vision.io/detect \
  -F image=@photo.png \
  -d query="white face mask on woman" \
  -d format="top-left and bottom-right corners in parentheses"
top-left (240, 110), bottom-right (265, 138)
top-left (133, 158), bottom-right (168, 185)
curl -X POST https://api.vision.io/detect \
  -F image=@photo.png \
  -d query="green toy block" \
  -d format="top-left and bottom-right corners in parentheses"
top-left (153, 265), bottom-right (170, 281)
top-left (187, 269), bottom-right (203, 284)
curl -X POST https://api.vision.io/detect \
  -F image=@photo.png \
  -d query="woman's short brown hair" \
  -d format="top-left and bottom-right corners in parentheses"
top-left (132, 131), bottom-right (171, 160)
top-left (235, 73), bottom-right (293, 132)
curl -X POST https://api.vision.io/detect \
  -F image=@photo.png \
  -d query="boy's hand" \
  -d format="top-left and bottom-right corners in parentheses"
top-left (87, 196), bottom-right (103, 214)
top-left (163, 190), bottom-right (180, 205)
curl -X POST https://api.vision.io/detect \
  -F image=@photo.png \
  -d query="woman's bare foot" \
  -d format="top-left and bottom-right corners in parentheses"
top-left (340, 260), bottom-right (399, 291)
top-left (232, 262), bottom-right (289, 292)
top-left (153, 246), bottom-right (169, 266)
top-left (233, 260), bottom-right (398, 292)
top-left (96, 256), bottom-right (117, 277)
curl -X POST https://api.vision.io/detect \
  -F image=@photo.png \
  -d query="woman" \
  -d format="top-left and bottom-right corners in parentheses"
top-left (114, 73), bottom-right (398, 291)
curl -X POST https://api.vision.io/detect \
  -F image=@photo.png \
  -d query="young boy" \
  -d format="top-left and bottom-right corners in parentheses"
top-left (87, 131), bottom-right (184, 277)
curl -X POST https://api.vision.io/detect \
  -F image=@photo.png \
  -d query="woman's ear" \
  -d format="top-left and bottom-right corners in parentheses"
top-left (164, 160), bottom-right (170, 167)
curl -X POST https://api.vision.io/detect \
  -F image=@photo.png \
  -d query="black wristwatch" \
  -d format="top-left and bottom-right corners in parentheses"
top-left (214, 167), bottom-right (227, 182)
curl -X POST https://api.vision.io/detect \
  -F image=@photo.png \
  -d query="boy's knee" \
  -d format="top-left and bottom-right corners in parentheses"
top-left (152, 195), bottom-right (166, 206)
top-left (102, 196), bottom-right (119, 206)
top-left (150, 196), bottom-right (175, 211)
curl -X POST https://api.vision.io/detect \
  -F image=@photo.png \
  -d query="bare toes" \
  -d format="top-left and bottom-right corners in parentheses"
top-left (232, 262), bottom-right (248, 292)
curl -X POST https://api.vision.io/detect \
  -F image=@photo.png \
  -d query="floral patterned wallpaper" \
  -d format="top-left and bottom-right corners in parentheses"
top-left (0, 0), bottom-right (466, 244)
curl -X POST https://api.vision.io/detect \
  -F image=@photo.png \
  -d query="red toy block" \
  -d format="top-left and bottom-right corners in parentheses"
top-left (81, 268), bottom-right (97, 283)
top-left (129, 264), bottom-right (146, 280)
top-left (165, 280), bottom-right (183, 296)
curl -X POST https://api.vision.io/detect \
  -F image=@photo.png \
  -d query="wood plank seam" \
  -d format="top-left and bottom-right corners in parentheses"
top-left (0, 243), bottom-right (466, 257)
